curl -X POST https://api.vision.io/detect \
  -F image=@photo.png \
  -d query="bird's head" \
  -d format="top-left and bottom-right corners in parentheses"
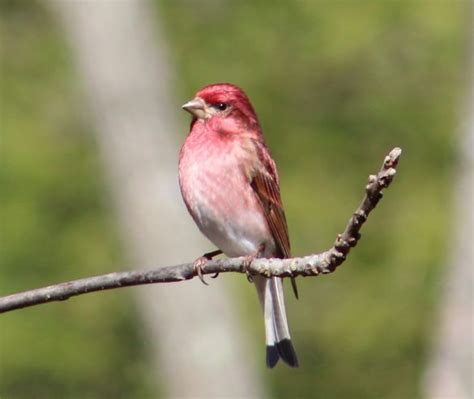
top-left (182, 83), bottom-right (260, 134)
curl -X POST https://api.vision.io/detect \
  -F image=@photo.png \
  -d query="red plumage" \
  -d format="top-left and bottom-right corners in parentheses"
top-left (179, 83), bottom-right (298, 368)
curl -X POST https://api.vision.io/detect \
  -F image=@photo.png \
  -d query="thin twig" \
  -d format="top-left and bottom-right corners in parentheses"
top-left (0, 147), bottom-right (402, 314)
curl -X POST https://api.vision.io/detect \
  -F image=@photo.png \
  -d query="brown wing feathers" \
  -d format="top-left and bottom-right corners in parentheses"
top-left (251, 172), bottom-right (290, 259)
top-left (250, 147), bottom-right (299, 299)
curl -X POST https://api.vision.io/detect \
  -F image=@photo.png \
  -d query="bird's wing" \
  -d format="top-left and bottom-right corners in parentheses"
top-left (250, 143), bottom-right (291, 259)
top-left (250, 141), bottom-right (299, 299)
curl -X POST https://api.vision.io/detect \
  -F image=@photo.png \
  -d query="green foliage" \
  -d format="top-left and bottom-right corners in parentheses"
top-left (0, 2), bottom-right (153, 398)
top-left (1, 0), bottom-right (467, 398)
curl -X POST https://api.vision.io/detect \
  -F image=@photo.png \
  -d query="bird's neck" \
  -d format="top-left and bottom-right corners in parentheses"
top-left (189, 116), bottom-right (263, 144)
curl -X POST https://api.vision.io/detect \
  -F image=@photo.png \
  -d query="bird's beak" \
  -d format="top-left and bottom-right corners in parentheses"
top-left (182, 97), bottom-right (208, 119)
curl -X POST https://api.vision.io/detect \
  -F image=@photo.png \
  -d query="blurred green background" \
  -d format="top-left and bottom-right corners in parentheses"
top-left (0, 1), bottom-right (468, 398)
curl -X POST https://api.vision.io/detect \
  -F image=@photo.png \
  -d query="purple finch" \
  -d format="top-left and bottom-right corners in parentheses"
top-left (179, 83), bottom-right (298, 368)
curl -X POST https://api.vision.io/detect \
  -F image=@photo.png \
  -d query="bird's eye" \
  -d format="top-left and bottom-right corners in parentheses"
top-left (212, 103), bottom-right (228, 111)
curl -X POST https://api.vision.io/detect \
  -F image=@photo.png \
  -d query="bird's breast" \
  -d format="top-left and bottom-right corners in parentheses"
top-left (179, 131), bottom-right (275, 257)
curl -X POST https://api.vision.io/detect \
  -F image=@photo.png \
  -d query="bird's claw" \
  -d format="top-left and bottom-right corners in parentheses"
top-left (193, 249), bottom-right (223, 285)
top-left (193, 257), bottom-right (209, 285)
top-left (242, 244), bottom-right (265, 283)
top-left (242, 255), bottom-right (255, 283)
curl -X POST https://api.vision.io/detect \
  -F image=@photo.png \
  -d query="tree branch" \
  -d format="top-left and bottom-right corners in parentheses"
top-left (0, 147), bottom-right (402, 314)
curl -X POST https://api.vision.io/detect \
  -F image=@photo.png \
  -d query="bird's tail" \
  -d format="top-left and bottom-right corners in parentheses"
top-left (254, 275), bottom-right (299, 368)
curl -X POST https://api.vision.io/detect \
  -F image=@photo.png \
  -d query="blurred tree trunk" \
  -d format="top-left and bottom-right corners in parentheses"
top-left (48, 1), bottom-right (264, 398)
top-left (423, 11), bottom-right (473, 399)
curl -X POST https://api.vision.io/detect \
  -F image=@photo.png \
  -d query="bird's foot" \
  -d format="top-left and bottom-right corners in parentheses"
top-left (242, 244), bottom-right (265, 283)
top-left (193, 257), bottom-right (209, 285)
top-left (242, 255), bottom-right (256, 282)
top-left (193, 249), bottom-right (222, 285)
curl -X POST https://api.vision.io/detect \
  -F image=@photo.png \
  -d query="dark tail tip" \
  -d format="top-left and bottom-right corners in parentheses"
top-left (277, 338), bottom-right (299, 367)
top-left (266, 345), bottom-right (279, 368)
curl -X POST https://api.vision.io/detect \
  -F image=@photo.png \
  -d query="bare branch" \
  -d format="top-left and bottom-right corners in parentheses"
top-left (0, 147), bottom-right (402, 314)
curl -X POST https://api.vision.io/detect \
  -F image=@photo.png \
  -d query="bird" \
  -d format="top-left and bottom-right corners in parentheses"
top-left (178, 83), bottom-right (298, 368)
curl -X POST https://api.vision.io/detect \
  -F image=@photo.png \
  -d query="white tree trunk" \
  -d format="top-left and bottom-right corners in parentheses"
top-left (423, 9), bottom-right (473, 398)
top-left (48, 1), bottom-right (264, 397)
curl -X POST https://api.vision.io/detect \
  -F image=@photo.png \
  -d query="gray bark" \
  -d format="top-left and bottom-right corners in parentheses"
top-left (423, 10), bottom-right (474, 398)
top-left (48, 1), bottom-right (263, 397)
top-left (0, 147), bottom-right (402, 315)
